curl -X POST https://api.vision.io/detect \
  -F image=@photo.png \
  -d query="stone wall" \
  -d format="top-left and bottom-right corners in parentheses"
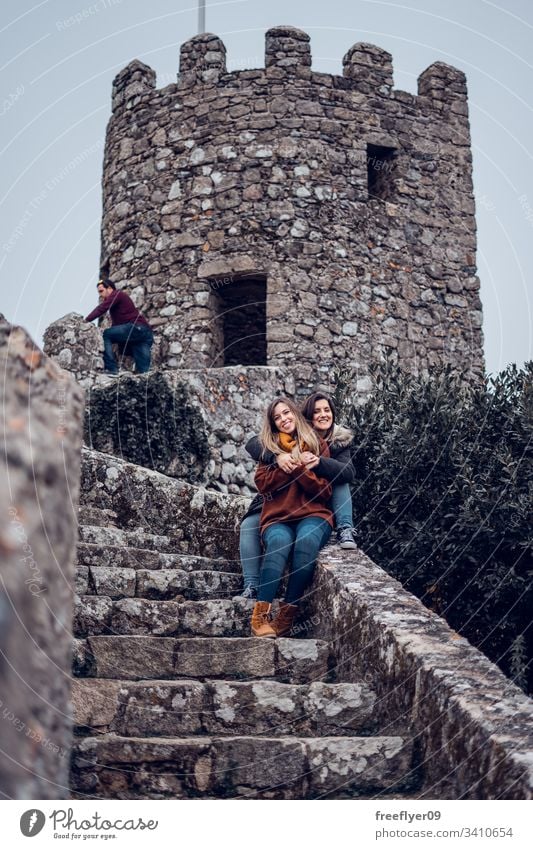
top-left (0, 320), bottom-right (84, 799)
top-left (44, 320), bottom-right (296, 494)
top-left (99, 26), bottom-right (484, 391)
top-left (308, 546), bottom-right (533, 800)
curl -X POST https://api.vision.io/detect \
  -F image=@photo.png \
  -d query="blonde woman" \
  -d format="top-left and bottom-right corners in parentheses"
top-left (250, 397), bottom-right (333, 638)
top-left (238, 391), bottom-right (356, 602)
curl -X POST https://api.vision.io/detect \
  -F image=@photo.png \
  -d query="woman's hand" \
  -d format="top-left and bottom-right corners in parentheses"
top-left (277, 452), bottom-right (300, 473)
top-left (300, 451), bottom-right (320, 469)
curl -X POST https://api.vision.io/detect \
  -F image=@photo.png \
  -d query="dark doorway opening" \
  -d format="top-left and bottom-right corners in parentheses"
top-left (213, 275), bottom-right (267, 366)
top-left (367, 144), bottom-right (397, 201)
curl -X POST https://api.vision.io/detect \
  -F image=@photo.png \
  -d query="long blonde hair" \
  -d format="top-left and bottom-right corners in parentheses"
top-left (259, 396), bottom-right (321, 458)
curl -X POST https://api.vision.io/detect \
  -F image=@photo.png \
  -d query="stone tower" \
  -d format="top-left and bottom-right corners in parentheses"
top-left (100, 26), bottom-right (484, 391)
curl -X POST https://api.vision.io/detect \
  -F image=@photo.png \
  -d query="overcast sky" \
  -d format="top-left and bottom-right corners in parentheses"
top-left (1, 0), bottom-right (531, 376)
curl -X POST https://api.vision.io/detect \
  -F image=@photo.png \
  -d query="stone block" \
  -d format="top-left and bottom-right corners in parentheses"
top-left (72, 680), bottom-right (122, 729)
top-left (87, 636), bottom-right (177, 679)
top-left (109, 598), bottom-right (183, 636)
top-left (74, 595), bottom-right (113, 636)
top-left (174, 637), bottom-right (276, 679)
top-left (119, 681), bottom-right (206, 736)
top-left (305, 736), bottom-right (411, 796)
top-left (89, 566), bottom-right (136, 599)
top-left (43, 312), bottom-right (103, 386)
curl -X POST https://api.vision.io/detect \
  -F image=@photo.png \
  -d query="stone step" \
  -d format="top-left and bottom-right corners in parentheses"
top-left (77, 567), bottom-right (242, 601)
top-left (80, 449), bottom-right (241, 561)
top-left (75, 597), bottom-right (258, 638)
top-left (78, 506), bottom-right (118, 528)
top-left (73, 636), bottom-right (331, 684)
top-left (72, 678), bottom-right (378, 738)
top-left (71, 734), bottom-right (414, 799)
top-left (78, 524), bottom-right (184, 554)
top-left (76, 542), bottom-right (239, 574)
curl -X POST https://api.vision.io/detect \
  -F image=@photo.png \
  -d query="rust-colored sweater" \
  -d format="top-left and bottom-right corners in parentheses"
top-left (254, 440), bottom-right (334, 533)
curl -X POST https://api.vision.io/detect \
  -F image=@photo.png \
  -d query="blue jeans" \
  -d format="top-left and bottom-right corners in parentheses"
top-left (103, 323), bottom-right (154, 374)
top-left (258, 517), bottom-right (332, 605)
top-left (239, 512), bottom-right (262, 590)
top-left (239, 484), bottom-right (354, 589)
top-left (330, 482), bottom-right (354, 529)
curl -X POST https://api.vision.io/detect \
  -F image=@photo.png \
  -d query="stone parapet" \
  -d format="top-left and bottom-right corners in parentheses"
top-left (43, 311), bottom-right (103, 387)
top-left (111, 59), bottom-right (156, 112)
top-left (309, 546), bottom-right (533, 799)
top-left (0, 322), bottom-right (84, 798)
top-left (265, 26), bottom-right (312, 78)
top-left (179, 33), bottom-right (227, 88)
top-left (343, 42), bottom-right (393, 95)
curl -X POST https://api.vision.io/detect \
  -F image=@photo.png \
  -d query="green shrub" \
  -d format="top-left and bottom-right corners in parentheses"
top-left (335, 361), bottom-right (532, 693)
top-left (84, 372), bottom-right (209, 482)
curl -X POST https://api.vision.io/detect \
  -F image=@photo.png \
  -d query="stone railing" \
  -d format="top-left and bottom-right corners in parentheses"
top-left (308, 546), bottom-right (533, 800)
top-left (0, 320), bottom-right (84, 798)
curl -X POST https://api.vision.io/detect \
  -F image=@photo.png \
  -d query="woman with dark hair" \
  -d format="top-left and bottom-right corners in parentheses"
top-left (250, 397), bottom-right (333, 638)
top-left (300, 392), bottom-right (357, 549)
top-left (238, 391), bottom-right (356, 602)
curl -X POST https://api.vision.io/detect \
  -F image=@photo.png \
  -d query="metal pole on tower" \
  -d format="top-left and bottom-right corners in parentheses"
top-left (198, 0), bottom-right (206, 34)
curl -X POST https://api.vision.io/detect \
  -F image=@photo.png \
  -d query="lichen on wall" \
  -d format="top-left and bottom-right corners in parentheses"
top-left (84, 371), bottom-right (209, 481)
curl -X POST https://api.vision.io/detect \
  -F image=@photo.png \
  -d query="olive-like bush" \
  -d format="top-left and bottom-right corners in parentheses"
top-left (335, 361), bottom-right (532, 693)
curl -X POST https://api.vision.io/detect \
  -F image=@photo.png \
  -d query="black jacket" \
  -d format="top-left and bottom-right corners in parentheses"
top-left (242, 424), bottom-right (355, 520)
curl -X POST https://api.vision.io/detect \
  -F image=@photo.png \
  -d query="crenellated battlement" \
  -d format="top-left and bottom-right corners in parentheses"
top-left (101, 25), bottom-right (483, 391)
top-left (111, 58), bottom-right (156, 112)
top-left (110, 26), bottom-right (468, 115)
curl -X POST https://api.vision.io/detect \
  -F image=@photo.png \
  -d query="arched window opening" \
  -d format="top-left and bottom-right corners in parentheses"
top-left (367, 144), bottom-right (397, 201)
top-left (211, 275), bottom-right (267, 366)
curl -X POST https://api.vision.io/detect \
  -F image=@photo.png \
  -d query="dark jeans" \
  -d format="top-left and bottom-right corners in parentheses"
top-left (258, 517), bottom-right (332, 605)
top-left (102, 323), bottom-right (154, 374)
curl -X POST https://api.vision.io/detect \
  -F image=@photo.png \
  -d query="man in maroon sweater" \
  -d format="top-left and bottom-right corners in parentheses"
top-left (85, 279), bottom-right (154, 374)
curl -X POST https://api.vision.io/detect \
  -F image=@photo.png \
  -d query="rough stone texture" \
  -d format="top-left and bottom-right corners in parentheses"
top-left (76, 635), bottom-right (330, 683)
top-left (0, 322), bottom-right (84, 799)
top-left (84, 370), bottom-right (210, 482)
top-left (71, 734), bottom-right (411, 799)
top-left (43, 312), bottom-right (104, 387)
top-left (309, 545), bottom-right (533, 800)
top-left (80, 447), bottom-right (243, 559)
top-left (71, 678), bottom-right (376, 737)
top-left (135, 568), bottom-right (241, 599)
top-left (78, 523), bottom-right (187, 555)
top-left (74, 597), bottom-right (285, 638)
top-left (76, 542), bottom-right (239, 573)
top-left (93, 28), bottom-right (483, 391)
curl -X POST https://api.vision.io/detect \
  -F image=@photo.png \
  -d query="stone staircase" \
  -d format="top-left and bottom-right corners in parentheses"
top-left (71, 500), bottom-right (419, 799)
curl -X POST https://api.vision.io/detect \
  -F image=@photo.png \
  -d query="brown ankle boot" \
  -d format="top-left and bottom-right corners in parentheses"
top-left (271, 602), bottom-right (298, 637)
top-left (250, 601), bottom-right (276, 638)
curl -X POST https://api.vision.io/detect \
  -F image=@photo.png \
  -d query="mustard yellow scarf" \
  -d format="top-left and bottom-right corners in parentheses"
top-left (278, 432), bottom-right (309, 455)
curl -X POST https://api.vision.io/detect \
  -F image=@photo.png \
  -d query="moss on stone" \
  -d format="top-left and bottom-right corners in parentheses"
top-left (84, 372), bottom-right (209, 481)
